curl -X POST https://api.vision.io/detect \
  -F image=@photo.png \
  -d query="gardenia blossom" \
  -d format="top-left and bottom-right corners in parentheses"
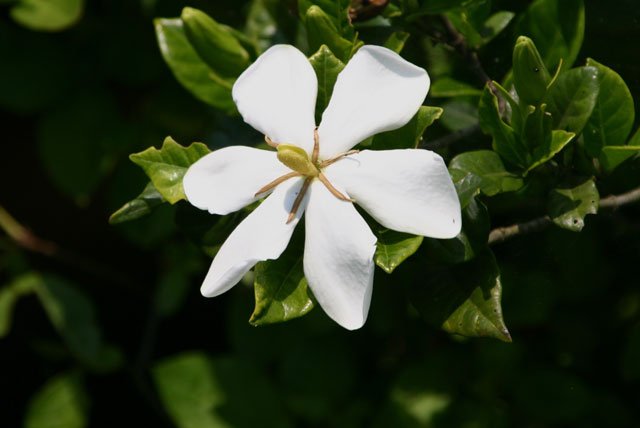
top-left (183, 44), bottom-right (461, 330)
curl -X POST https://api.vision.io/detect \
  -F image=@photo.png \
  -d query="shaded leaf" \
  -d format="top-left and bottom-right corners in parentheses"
top-left (545, 66), bottom-right (599, 134)
top-left (109, 182), bottom-right (165, 225)
top-left (526, 129), bottom-right (574, 173)
top-left (583, 58), bottom-right (635, 156)
top-left (181, 7), bottom-right (250, 78)
top-left (548, 178), bottom-right (599, 231)
top-left (309, 45), bottom-right (345, 123)
top-left (129, 137), bottom-right (210, 204)
top-left (516, 0), bottom-right (585, 69)
top-left (384, 31), bottom-right (410, 53)
top-left (0, 274), bottom-right (39, 337)
top-left (305, 5), bottom-right (359, 62)
top-left (153, 352), bottom-right (292, 428)
top-left (440, 99), bottom-right (478, 131)
top-left (372, 106), bottom-right (443, 150)
top-left (449, 150), bottom-right (523, 197)
top-left (411, 250), bottom-right (511, 342)
top-left (24, 373), bottom-right (88, 428)
top-left (430, 77), bottom-right (482, 98)
top-left (11, 0), bottom-right (83, 32)
top-left (600, 145), bottom-right (640, 173)
top-left (154, 18), bottom-right (235, 111)
top-left (250, 232), bottom-right (314, 326)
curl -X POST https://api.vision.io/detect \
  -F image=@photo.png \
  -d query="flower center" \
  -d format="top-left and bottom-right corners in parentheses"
top-left (255, 128), bottom-right (358, 223)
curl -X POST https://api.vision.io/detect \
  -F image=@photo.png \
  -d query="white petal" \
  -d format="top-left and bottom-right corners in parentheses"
top-left (232, 44), bottom-right (317, 153)
top-left (200, 178), bottom-right (307, 297)
top-left (303, 181), bottom-right (377, 330)
top-left (317, 45), bottom-right (430, 158)
top-left (327, 149), bottom-right (461, 238)
top-left (183, 146), bottom-right (290, 215)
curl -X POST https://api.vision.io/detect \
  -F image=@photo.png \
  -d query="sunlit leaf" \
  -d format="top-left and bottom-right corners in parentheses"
top-left (375, 230), bottom-right (423, 274)
top-left (583, 58), bottom-right (635, 156)
top-left (309, 45), bottom-right (345, 122)
top-left (24, 373), bottom-right (88, 428)
top-left (411, 250), bottom-right (511, 342)
top-left (251, 232), bottom-right (315, 326)
top-left (10, 0), bottom-right (83, 32)
top-left (129, 137), bottom-right (210, 204)
top-left (548, 179), bottom-right (599, 231)
top-left (181, 8), bottom-right (250, 78)
top-left (526, 129), bottom-right (574, 173)
top-left (154, 17), bottom-right (235, 111)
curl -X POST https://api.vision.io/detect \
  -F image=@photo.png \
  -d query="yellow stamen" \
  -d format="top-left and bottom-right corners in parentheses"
top-left (254, 171), bottom-right (301, 197)
top-left (264, 135), bottom-right (279, 148)
top-left (320, 150), bottom-right (359, 168)
top-left (318, 173), bottom-right (353, 202)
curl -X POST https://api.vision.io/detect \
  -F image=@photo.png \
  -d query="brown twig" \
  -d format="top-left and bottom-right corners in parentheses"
top-left (487, 185), bottom-right (640, 246)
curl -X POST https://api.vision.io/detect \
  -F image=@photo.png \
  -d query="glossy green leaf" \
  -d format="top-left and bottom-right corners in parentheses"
top-left (411, 250), bottom-right (511, 342)
top-left (309, 45), bottom-right (345, 122)
top-left (526, 129), bottom-right (574, 173)
top-left (154, 18), bottom-right (235, 111)
top-left (512, 36), bottom-right (552, 106)
top-left (109, 182), bottom-right (165, 225)
top-left (546, 66), bottom-right (599, 134)
top-left (516, 0), bottom-right (585, 69)
top-left (478, 86), bottom-right (528, 169)
top-left (548, 179), bottom-right (599, 231)
top-left (250, 233), bottom-right (314, 326)
top-left (430, 77), bottom-right (482, 98)
top-left (299, 0), bottom-right (352, 36)
top-left (450, 169), bottom-right (482, 209)
top-left (583, 58), bottom-right (635, 156)
top-left (181, 8), bottom-right (250, 78)
top-left (449, 150), bottom-right (524, 197)
top-left (24, 373), bottom-right (88, 428)
top-left (375, 230), bottom-right (424, 274)
top-left (10, 0), bottom-right (83, 32)
top-left (129, 137), bottom-right (210, 204)
top-left (599, 145), bottom-right (640, 173)
top-left (153, 352), bottom-right (292, 428)
top-left (440, 99), bottom-right (478, 132)
top-left (384, 31), bottom-right (410, 53)
top-left (372, 106), bottom-right (443, 150)
top-left (305, 5), bottom-right (358, 62)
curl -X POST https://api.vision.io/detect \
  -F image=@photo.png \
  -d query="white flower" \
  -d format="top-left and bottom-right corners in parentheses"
top-left (183, 44), bottom-right (461, 330)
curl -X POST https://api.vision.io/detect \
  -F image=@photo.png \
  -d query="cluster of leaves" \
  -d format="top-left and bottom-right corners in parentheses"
top-left (2, 0), bottom-right (640, 426)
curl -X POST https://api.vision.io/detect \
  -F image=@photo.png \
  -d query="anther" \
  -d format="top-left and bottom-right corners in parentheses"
top-left (254, 171), bottom-right (301, 197)
top-left (318, 173), bottom-right (354, 202)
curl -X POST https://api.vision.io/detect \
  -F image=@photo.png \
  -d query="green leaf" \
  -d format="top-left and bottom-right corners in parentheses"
top-left (10, 0), bottom-right (83, 32)
top-left (545, 66), bottom-right (600, 135)
top-left (430, 77), bottom-right (482, 98)
top-left (309, 45), bottom-right (345, 123)
top-left (522, 103), bottom-right (553, 150)
top-left (154, 18), bottom-right (235, 111)
top-left (375, 230), bottom-right (423, 274)
top-left (599, 145), bottom-right (640, 173)
top-left (413, 0), bottom-right (475, 15)
top-left (480, 11), bottom-right (515, 46)
top-left (245, 0), bottom-right (278, 53)
top-left (250, 233), bottom-right (315, 326)
top-left (478, 86), bottom-right (528, 169)
top-left (512, 36), bottom-right (552, 106)
top-left (548, 178), bottom-right (599, 231)
top-left (516, 0), bottom-right (585, 69)
top-left (109, 182), bottom-right (165, 225)
top-left (449, 150), bottom-right (524, 197)
top-left (440, 99), bottom-right (478, 131)
top-left (129, 137), bottom-right (210, 204)
top-left (24, 373), bottom-right (88, 428)
top-left (411, 250), bottom-right (511, 342)
top-left (153, 352), bottom-right (292, 428)
top-left (305, 5), bottom-right (358, 62)
top-left (384, 31), bottom-right (410, 53)
top-left (181, 8), bottom-right (250, 78)
top-left (583, 58), bottom-right (635, 156)
top-left (450, 169), bottom-right (482, 209)
top-left (526, 129), bottom-right (575, 173)
top-left (372, 106), bottom-right (443, 150)
top-left (299, 0), bottom-right (352, 36)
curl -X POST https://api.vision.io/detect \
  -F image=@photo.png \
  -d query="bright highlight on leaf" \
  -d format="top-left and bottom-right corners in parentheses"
top-left (183, 44), bottom-right (461, 330)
